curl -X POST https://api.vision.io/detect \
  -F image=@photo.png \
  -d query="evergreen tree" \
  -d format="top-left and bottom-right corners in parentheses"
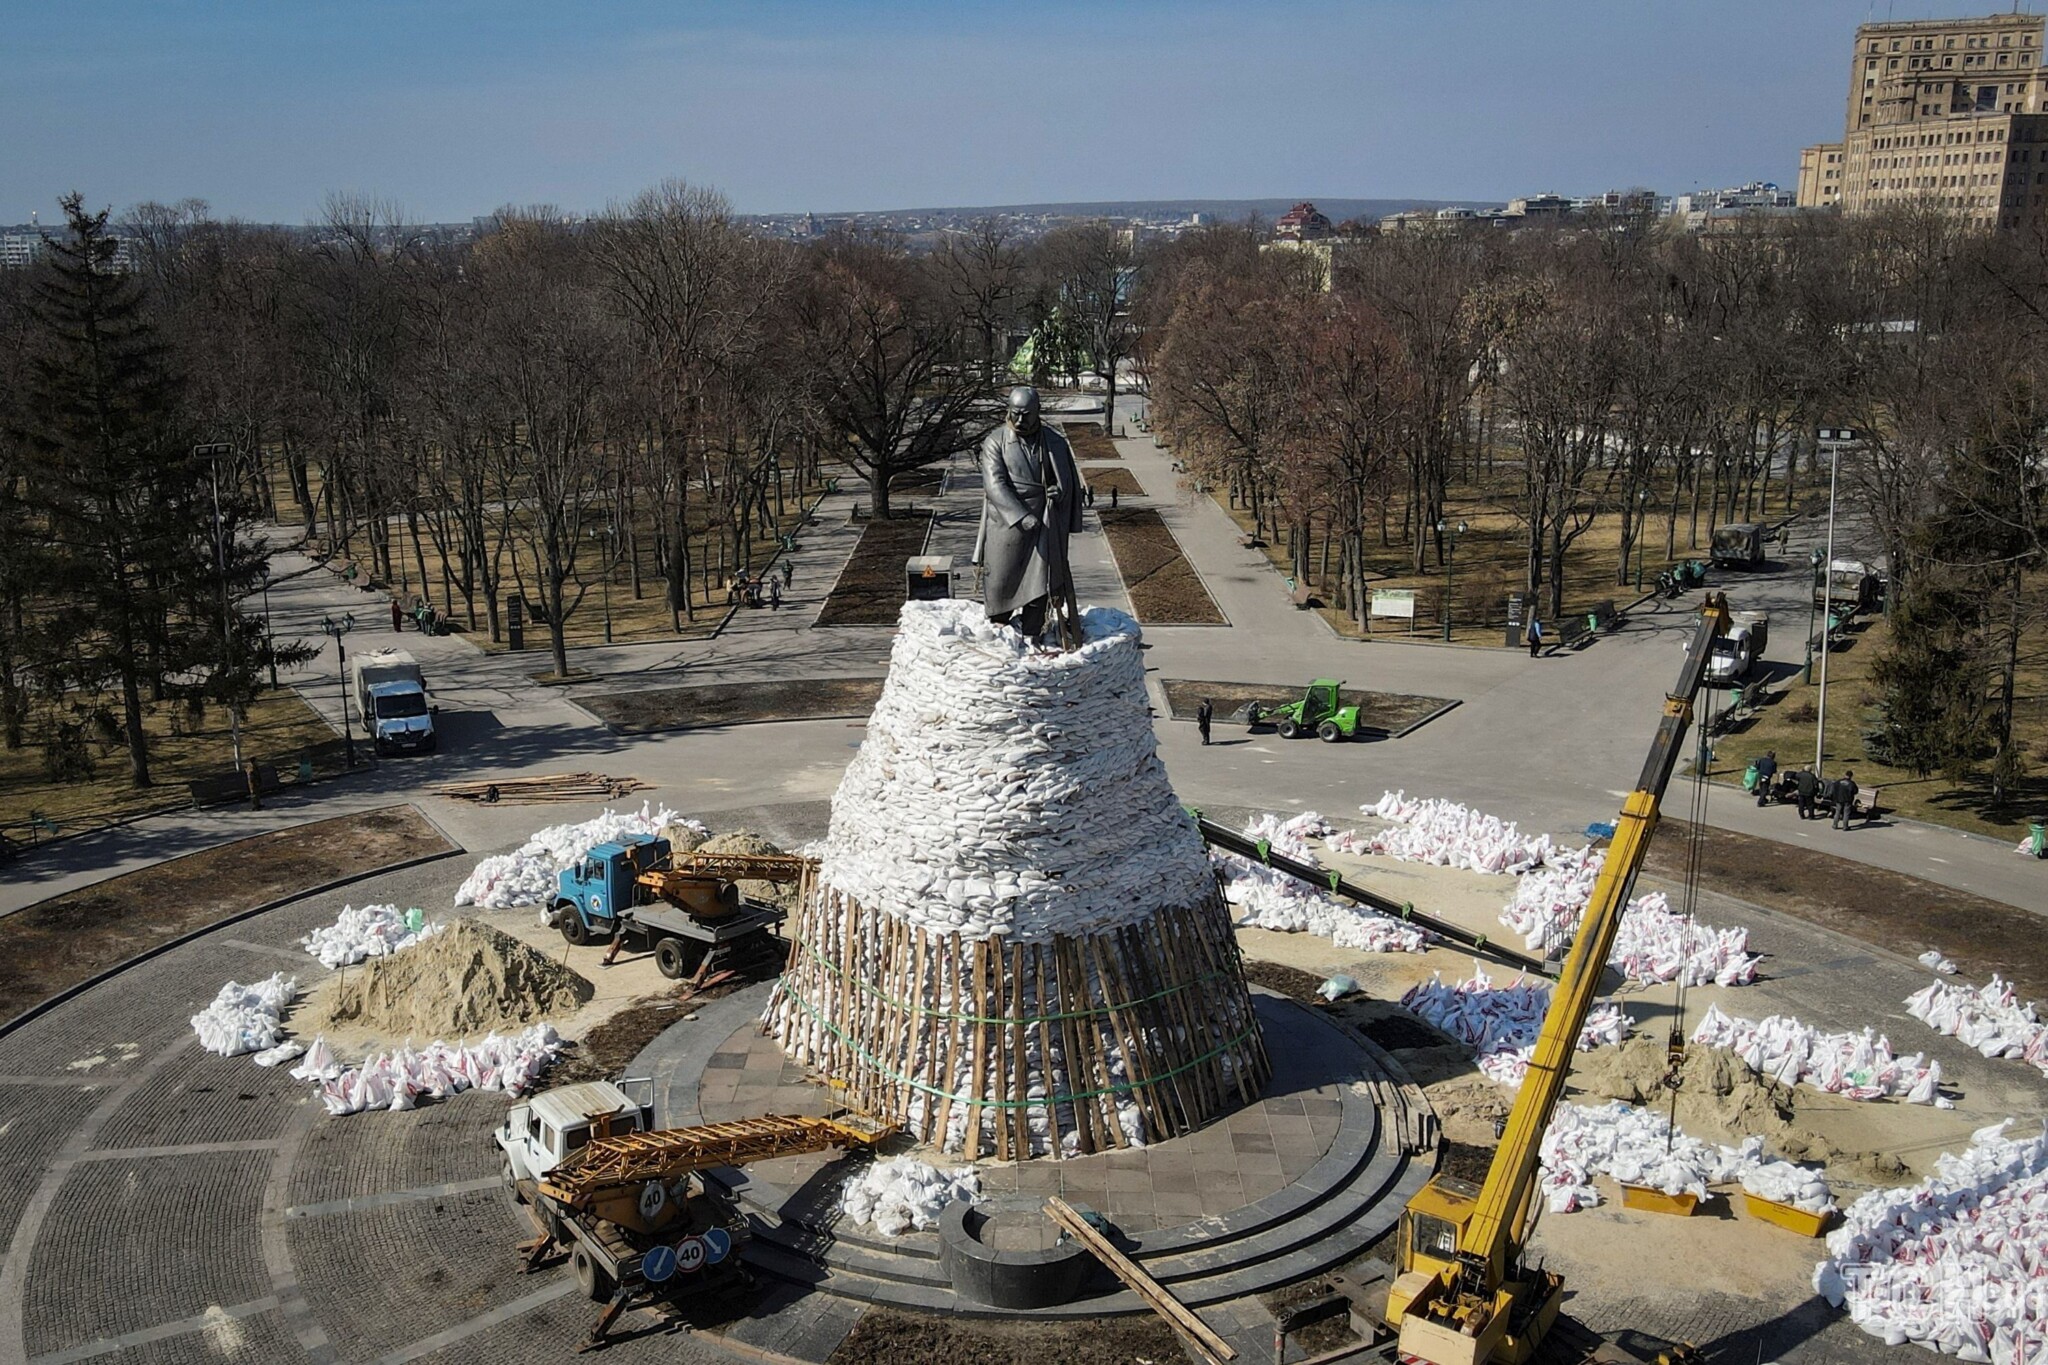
top-left (13, 195), bottom-right (206, 787)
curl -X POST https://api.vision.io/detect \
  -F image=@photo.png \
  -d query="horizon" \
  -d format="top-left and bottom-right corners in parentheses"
top-left (4, 1), bottom-right (2037, 225)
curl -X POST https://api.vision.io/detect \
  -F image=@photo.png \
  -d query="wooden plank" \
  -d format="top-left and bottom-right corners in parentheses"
top-left (991, 934), bottom-right (1010, 1163)
top-left (1043, 1197), bottom-right (1236, 1362)
top-left (932, 932), bottom-right (962, 1151)
top-left (1009, 938), bottom-right (1029, 1158)
top-left (1067, 936), bottom-right (1127, 1148)
top-left (1031, 945), bottom-right (1063, 1157)
top-left (1088, 934), bottom-right (1162, 1143)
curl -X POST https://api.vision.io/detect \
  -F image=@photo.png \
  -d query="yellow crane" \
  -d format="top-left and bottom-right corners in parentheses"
top-left (1385, 593), bottom-right (1731, 1365)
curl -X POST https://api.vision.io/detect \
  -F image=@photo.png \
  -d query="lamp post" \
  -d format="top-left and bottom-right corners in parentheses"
top-left (1436, 519), bottom-right (1468, 642)
top-left (589, 522), bottom-right (616, 644)
top-left (1814, 434), bottom-right (1843, 779)
top-left (321, 612), bottom-right (356, 770)
top-left (196, 442), bottom-right (242, 768)
top-left (260, 571), bottom-right (278, 688)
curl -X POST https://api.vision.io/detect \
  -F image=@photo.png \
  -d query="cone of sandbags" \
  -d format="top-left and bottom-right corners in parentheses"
top-left (764, 600), bottom-right (1269, 1158)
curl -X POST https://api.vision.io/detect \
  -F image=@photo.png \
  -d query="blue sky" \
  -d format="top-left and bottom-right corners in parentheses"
top-left (0, 1), bottom-right (2025, 223)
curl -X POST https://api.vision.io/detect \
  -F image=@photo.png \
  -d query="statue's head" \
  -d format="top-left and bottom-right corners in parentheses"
top-left (1005, 386), bottom-right (1041, 438)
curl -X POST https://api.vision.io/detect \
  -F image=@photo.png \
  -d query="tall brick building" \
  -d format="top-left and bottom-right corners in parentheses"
top-left (1797, 11), bottom-right (2048, 229)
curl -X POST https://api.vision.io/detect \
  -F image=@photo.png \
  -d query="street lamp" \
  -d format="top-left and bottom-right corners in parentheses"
top-left (320, 612), bottom-right (357, 770)
top-left (588, 523), bottom-right (616, 644)
top-left (260, 571), bottom-right (278, 688)
top-left (196, 442), bottom-right (242, 768)
top-left (1436, 519), bottom-right (1468, 642)
top-left (1814, 431), bottom-right (1844, 778)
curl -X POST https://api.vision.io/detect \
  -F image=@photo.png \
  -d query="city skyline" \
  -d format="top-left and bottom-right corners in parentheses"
top-left (4, 0), bottom-right (2039, 225)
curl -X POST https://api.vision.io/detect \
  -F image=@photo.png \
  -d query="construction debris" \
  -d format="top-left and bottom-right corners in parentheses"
top-left (839, 1157), bottom-right (980, 1236)
top-left (435, 772), bottom-right (652, 804)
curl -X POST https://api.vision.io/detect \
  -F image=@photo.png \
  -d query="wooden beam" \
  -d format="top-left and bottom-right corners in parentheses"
top-left (1043, 1196), bottom-right (1236, 1362)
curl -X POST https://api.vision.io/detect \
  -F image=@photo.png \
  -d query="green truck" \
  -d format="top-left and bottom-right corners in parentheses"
top-left (1270, 679), bottom-right (1365, 742)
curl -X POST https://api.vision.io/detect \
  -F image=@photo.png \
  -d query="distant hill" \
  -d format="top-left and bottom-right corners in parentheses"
top-left (800, 198), bottom-right (1496, 221)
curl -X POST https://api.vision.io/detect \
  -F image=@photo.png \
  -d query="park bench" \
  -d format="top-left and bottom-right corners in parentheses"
top-left (1707, 678), bottom-right (1770, 735)
top-left (1289, 584), bottom-right (1318, 610)
top-left (1556, 617), bottom-right (1591, 649)
top-left (1238, 532), bottom-right (1266, 549)
top-left (1854, 786), bottom-right (1883, 822)
top-left (186, 763), bottom-right (281, 810)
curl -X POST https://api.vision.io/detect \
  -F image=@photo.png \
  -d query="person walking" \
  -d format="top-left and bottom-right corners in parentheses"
top-left (781, 559), bottom-right (794, 589)
top-left (1793, 767), bottom-right (1820, 821)
top-left (769, 577), bottom-right (782, 610)
top-left (1526, 616), bottom-right (1543, 658)
top-left (1831, 770), bottom-right (1860, 830)
top-left (1196, 698), bottom-right (1213, 746)
top-left (391, 599), bottom-right (403, 633)
top-left (1753, 749), bottom-right (1778, 807)
top-left (1109, 486), bottom-right (1119, 510)
top-left (1085, 485), bottom-right (1095, 509)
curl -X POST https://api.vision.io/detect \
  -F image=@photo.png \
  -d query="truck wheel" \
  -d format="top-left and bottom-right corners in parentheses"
top-left (560, 911), bottom-right (592, 948)
top-left (1317, 720), bottom-right (1343, 743)
top-left (571, 1243), bottom-right (616, 1303)
top-left (655, 936), bottom-right (705, 980)
top-left (503, 1154), bottom-right (526, 1201)
top-left (1275, 717), bottom-right (1300, 739)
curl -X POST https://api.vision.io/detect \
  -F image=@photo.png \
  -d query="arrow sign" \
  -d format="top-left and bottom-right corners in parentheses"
top-left (702, 1227), bottom-right (732, 1264)
top-left (641, 1243), bottom-right (677, 1284)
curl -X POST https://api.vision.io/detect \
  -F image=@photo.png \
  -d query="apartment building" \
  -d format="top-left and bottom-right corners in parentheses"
top-left (1797, 12), bottom-right (2048, 229)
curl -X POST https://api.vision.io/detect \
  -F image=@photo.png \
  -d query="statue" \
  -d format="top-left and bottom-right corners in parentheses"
top-left (972, 386), bottom-right (1085, 647)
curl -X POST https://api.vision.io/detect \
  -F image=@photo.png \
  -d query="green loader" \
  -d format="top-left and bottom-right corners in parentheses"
top-left (1270, 679), bottom-right (1363, 742)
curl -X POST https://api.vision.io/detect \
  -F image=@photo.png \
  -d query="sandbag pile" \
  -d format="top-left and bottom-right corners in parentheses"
top-left (1919, 950), bottom-right (1960, 975)
top-left (190, 973), bottom-right (299, 1057)
top-left (300, 903), bottom-right (443, 969)
top-left (1815, 1119), bottom-right (2048, 1359)
top-left (1906, 976), bottom-right (2048, 1076)
top-left (1538, 1101), bottom-right (1759, 1211)
top-left (1220, 812), bottom-right (1428, 954)
top-left (1609, 891), bottom-right (1759, 988)
top-left (1400, 965), bottom-right (1629, 1087)
top-left (453, 802), bottom-right (688, 910)
top-left (1352, 791), bottom-right (1556, 873)
top-left (1691, 1003), bottom-right (1941, 1103)
top-left (838, 1157), bottom-right (980, 1237)
top-left (1741, 1157), bottom-right (1837, 1214)
top-left (307, 1024), bottom-right (563, 1115)
top-left (812, 601), bottom-right (1213, 943)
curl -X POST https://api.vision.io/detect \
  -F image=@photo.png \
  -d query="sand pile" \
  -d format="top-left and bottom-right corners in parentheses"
top-left (298, 918), bottom-right (593, 1040)
top-left (695, 829), bottom-right (798, 907)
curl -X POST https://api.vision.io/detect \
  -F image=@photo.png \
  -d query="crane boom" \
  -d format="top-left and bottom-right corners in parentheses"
top-left (540, 1112), bottom-right (896, 1210)
top-left (1388, 594), bottom-right (1730, 1365)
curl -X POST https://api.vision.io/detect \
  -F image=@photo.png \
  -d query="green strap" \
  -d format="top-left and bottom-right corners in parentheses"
top-left (772, 984), bottom-right (1262, 1110)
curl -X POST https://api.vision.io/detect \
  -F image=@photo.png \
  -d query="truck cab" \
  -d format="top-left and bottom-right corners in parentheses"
top-left (365, 682), bottom-right (435, 754)
top-left (497, 1078), bottom-right (656, 1186)
top-left (548, 835), bottom-right (670, 945)
top-left (1705, 611), bottom-right (1769, 684)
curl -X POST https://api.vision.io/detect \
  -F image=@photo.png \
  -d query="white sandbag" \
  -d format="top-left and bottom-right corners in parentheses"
top-left (1538, 1101), bottom-right (1792, 1214)
top-left (1691, 1003), bottom-right (1938, 1103)
top-left (189, 973), bottom-right (299, 1057)
top-left (313, 1024), bottom-right (563, 1116)
top-left (1905, 975), bottom-right (2048, 1077)
top-left (838, 1157), bottom-right (979, 1236)
top-left (251, 1040), bottom-right (305, 1068)
top-left (454, 802), bottom-right (689, 910)
top-left (290, 1035), bottom-right (344, 1082)
top-left (300, 903), bottom-right (443, 969)
top-left (1401, 964), bottom-right (1629, 1089)
top-left (1220, 811), bottom-right (1428, 955)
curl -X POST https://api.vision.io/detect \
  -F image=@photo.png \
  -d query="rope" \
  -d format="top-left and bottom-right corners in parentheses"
top-left (782, 928), bottom-right (1235, 1025)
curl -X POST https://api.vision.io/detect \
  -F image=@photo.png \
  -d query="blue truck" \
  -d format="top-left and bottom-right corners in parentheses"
top-left (546, 834), bottom-right (797, 983)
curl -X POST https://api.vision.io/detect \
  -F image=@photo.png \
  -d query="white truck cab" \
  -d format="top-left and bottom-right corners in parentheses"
top-left (496, 1078), bottom-right (656, 1184)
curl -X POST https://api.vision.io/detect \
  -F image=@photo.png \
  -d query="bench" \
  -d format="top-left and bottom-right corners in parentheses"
top-left (1854, 786), bottom-right (1883, 821)
top-left (1289, 584), bottom-right (1318, 610)
top-left (1556, 617), bottom-right (1591, 649)
top-left (1238, 532), bottom-right (1265, 549)
top-left (1708, 679), bottom-right (1769, 735)
top-left (187, 763), bottom-right (281, 810)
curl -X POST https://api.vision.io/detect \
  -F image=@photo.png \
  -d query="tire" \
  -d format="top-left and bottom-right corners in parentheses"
top-left (503, 1154), bottom-right (525, 1200)
top-left (571, 1243), bottom-right (616, 1303)
top-left (1275, 716), bottom-right (1301, 739)
top-left (1317, 720), bottom-right (1343, 743)
top-left (655, 935), bottom-right (706, 980)
top-left (423, 735), bottom-right (438, 754)
top-left (559, 909), bottom-right (592, 947)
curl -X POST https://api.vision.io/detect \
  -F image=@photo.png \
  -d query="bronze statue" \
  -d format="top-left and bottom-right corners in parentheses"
top-left (972, 386), bottom-right (1085, 647)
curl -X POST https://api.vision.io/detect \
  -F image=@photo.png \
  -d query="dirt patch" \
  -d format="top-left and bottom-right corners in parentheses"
top-left (1, 806), bottom-right (451, 1023)
top-left (1242, 958), bottom-right (1325, 1001)
top-left (1645, 819), bottom-right (2048, 1000)
top-left (295, 917), bottom-right (593, 1042)
top-left (1055, 421), bottom-right (1120, 460)
top-left (1082, 467), bottom-right (1142, 496)
top-left (816, 512), bottom-right (933, 626)
top-left (1160, 679), bottom-right (1456, 738)
top-left (826, 1306), bottom-right (1177, 1365)
top-left (546, 991), bottom-right (697, 1086)
top-left (581, 679), bottom-right (883, 734)
top-left (1097, 508), bottom-right (1225, 625)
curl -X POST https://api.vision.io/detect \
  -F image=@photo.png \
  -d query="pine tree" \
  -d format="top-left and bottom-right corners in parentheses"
top-left (14, 195), bottom-right (205, 787)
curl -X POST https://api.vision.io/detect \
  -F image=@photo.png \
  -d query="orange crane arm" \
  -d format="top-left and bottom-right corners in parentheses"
top-left (539, 1113), bottom-right (895, 1209)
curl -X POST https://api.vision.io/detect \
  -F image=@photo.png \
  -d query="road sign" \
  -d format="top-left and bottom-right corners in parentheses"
top-left (702, 1228), bottom-right (731, 1264)
top-left (674, 1235), bottom-right (706, 1275)
top-left (642, 1244), bottom-right (677, 1284)
top-left (1369, 588), bottom-right (1416, 619)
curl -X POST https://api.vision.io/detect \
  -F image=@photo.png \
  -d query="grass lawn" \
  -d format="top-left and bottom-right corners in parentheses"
top-left (1097, 508), bottom-right (1226, 625)
top-left (0, 687), bottom-right (346, 842)
top-left (1702, 613), bottom-right (2048, 841)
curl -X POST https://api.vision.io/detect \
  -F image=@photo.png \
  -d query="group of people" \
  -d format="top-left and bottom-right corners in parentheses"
top-left (728, 560), bottom-right (795, 610)
top-left (390, 598), bottom-right (445, 636)
top-left (1750, 749), bottom-right (1865, 830)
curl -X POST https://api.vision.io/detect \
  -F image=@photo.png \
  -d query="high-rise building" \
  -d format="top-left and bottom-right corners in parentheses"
top-left (1797, 12), bottom-right (2048, 229)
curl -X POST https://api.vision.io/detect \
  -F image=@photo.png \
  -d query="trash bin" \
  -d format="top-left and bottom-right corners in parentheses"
top-left (404, 907), bottom-right (426, 934)
top-left (1743, 761), bottom-right (1759, 793)
top-left (2031, 821), bottom-right (2047, 859)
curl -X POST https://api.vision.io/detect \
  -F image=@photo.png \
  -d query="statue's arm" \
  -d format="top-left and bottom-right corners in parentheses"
top-left (980, 438), bottom-right (1036, 529)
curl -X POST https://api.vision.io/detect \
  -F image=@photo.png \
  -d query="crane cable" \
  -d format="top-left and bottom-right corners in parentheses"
top-left (1664, 682), bottom-right (1718, 1150)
